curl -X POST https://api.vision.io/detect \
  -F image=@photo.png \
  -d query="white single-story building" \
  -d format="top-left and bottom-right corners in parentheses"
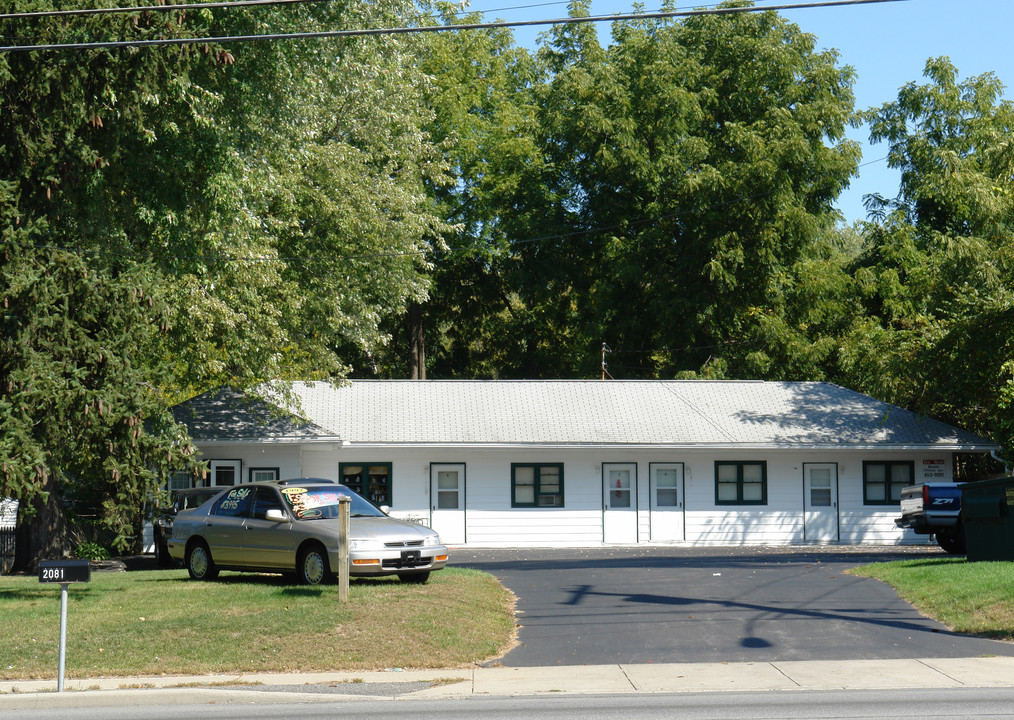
top-left (168, 380), bottom-right (999, 547)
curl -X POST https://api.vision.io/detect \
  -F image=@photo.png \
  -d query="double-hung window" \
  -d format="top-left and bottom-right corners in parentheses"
top-left (249, 467), bottom-right (279, 483)
top-left (512, 463), bottom-right (564, 507)
top-left (715, 461), bottom-right (767, 505)
top-left (168, 470), bottom-right (192, 491)
top-left (863, 461), bottom-right (913, 504)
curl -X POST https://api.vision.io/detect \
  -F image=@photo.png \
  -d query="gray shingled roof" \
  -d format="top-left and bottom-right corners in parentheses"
top-left (172, 381), bottom-right (997, 451)
top-left (170, 387), bottom-right (335, 442)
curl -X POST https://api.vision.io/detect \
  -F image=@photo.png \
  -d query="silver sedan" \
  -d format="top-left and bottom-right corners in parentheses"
top-left (166, 479), bottom-right (449, 585)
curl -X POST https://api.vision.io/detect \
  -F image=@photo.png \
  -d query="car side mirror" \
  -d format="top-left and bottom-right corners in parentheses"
top-left (265, 509), bottom-right (287, 522)
top-left (380, 505), bottom-right (391, 515)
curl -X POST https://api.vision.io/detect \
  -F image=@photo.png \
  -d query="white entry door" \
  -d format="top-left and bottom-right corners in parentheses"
top-left (649, 463), bottom-right (685, 542)
top-left (803, 463), bottom-right (839, 542)
top-left (430, 464), bottom-right (466, 545)
top-left (603, 463), bottom-right (638, 544)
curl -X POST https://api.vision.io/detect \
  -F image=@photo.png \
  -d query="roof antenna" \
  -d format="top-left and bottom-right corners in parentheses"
top-left (601, 343), bottom-right (613, 380)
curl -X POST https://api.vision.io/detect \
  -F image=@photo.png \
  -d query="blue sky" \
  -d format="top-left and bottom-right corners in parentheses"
top-left (457, 0), bottom-right (1013, 224)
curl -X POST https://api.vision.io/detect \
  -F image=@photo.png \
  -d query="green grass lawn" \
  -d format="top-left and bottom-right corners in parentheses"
top-left (849, 558), bottom-right (1014, 640)
top-left (0, 567), bottom-right (516, 680)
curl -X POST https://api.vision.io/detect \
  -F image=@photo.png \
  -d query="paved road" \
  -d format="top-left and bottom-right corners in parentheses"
top-left (8, 687), bottom-right (1014, 720)
top-left (454, 546), bottom-right (1014, 667)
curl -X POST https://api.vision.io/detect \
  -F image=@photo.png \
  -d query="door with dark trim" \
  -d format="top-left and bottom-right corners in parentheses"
top-left (649, 463), bottom-right (684, 542)
top-left (430, 464), bottom-right (465, 545)
top-left (803, 463), bottom-right (839, 542)
top-left (209, 459), bottom-right (241, 486)
top-left (603, 463), bottom-right (638, 544)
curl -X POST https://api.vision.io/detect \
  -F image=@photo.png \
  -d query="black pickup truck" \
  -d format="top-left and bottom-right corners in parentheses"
top-left (895, 482), bottom-right (965, 554)
top-left (153, 487), bottom-right (224, 567)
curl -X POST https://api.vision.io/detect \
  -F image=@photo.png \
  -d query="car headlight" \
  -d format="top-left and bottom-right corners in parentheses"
top-left (422, 534), bottom-right (441, 547)
top-left (349, 539), bottom-right (384, 551)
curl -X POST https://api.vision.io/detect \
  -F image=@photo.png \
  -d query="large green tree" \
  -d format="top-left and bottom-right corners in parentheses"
top-left (414, 3), bottom-right (571, 378)
top-left (2, 0), bottom-right (229, 566)
top-left (419, 0), bottom-right (860, 379)
top-left (847, 57), bottom-right (1014, 454)
top-left (1, 0), bottom-right (445, 566)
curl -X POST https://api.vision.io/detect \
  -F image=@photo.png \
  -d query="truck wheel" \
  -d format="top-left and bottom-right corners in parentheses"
top-left (936, 529), bottom-right (966, 555)
top-left (154, 527), bottom-right (173, 568)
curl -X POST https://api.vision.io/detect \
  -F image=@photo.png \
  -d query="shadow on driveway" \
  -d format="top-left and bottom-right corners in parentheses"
top-left (455, 546), bottom-right (1014, 667)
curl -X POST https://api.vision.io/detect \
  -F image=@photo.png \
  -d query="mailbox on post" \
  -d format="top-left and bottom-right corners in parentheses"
top-left (39, 559), bottom-right (91, 584)
top-left (39, 559), bottom-right (91, 691)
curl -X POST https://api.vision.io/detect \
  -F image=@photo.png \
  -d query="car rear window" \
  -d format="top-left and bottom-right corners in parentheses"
top-left (212, 486), bottom-right (253, 518)
top-left (184, 491), bottom-right (219, 509)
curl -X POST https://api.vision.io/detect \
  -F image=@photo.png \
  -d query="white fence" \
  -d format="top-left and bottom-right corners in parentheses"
top-left (1, 498), bottom-right (17, 574)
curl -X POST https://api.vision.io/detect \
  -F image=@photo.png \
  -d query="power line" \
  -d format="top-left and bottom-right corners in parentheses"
top-left (0, 0), bottom-right (908, 53)
top-left (0, 0), bottom-right (568, 44)
top-left (0, 0), bottom-right (327, 21)
top-left (0, 163), bottom-right (894, 265)
top-left (0, 0), bottom-right (571, 21)
top-left (0, 149), bottom-right (890, 266)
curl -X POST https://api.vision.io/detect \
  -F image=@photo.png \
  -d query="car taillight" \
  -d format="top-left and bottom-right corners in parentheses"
top-left (922, 484), bottom-right (930, 505)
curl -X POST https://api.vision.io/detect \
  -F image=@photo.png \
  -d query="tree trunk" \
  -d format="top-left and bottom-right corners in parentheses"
top-left (13, 474), bottom-right (69, 573)
top-left (408, 303), bottom-right (426, 380)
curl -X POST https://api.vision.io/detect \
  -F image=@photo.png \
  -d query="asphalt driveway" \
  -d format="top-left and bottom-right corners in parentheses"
top-left (455, 546), bottom-right (1014, 667)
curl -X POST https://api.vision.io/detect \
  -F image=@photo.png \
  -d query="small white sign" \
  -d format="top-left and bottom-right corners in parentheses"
top-left (922, 459), bottom-right (946, 480)
top-left (0, 498), bottom-right (17, 527)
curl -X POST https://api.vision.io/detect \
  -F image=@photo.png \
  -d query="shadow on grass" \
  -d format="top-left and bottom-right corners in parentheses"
top-left (853, 557), bottom-right (968, 570)
top-left (146, 569), bottom-right (412, 592)
top-left (0, 567), bottom-right (414, 601)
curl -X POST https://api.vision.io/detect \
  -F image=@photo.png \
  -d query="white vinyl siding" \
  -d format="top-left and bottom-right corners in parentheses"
top-left (184, 445), bottom-right (954, 549)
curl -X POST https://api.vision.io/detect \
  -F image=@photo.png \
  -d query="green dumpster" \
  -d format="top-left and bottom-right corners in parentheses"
top-left (961, 476), bottom-right (1014, 562)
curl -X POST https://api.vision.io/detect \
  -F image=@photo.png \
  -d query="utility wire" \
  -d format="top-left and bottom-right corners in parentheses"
top-left (0, 150), bottom-right (890, 266)
top-left (0, 0), bottom-right (328, 21)
top-left (0, 0), bottom-right (908, 52)
top-left (0, 147), bottom-right (891, 265)
top-left (0, 0), bottom-right (571, 21)
top-left (0, 0), bottom-right (568, 43)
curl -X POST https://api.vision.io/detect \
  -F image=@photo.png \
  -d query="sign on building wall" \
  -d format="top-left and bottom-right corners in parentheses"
top-left (922, 459), bottom-right (947, 481)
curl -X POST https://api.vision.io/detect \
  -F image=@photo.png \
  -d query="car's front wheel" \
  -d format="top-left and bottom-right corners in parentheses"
top-left (298, 544), bottom-right (334, 586)
top-left (186, 540), bottom-right (219, 581)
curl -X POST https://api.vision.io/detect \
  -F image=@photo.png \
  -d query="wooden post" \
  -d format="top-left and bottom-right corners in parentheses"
top-left (338, 496), bottom-right (350, 601)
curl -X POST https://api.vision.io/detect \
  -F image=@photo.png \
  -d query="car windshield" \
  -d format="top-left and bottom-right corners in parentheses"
top-left (280, 486), bottom-right (385, 520)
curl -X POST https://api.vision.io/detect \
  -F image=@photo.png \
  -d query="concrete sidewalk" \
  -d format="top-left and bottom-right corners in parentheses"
top-left (3, 657), bottom-right (1014, 708)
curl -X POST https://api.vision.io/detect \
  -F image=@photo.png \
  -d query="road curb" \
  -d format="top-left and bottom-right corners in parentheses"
top-left (4, 657), bottom-right (1014, 708)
